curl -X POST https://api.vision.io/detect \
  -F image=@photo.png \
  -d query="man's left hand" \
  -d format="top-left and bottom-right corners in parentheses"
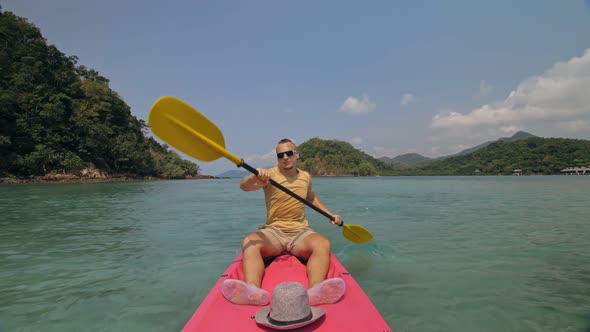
top-left (330, 215), bottom-right (343, 226)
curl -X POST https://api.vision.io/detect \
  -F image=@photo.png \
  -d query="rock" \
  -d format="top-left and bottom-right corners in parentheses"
top-left (40, 173), bottom-right (80, 181)
top-left (80, 167), bottom-right (108, 179)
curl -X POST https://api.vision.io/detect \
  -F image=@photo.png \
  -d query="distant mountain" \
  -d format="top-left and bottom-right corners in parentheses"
top-left (402, 137), bottom-right (590, 175)
top-left (216, 169), bottom-right (249, 178)
top-left (389, 153), bottom-right (433, 166)
top-left (377, 156), bottom-right (407, 167)
top-left (440, 131), bottom-right (537, 159)
top-left (378, 131), bottom-right (538, 167)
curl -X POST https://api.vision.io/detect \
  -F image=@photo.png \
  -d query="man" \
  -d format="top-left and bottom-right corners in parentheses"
top-left (221, 138), bottom-right (346, 306)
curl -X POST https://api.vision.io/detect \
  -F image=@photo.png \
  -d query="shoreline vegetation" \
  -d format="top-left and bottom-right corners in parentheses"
top-left (1, 10), bottom-right (202, 182)
top-left (4, 172), bottom-right (586, 185)
top-left (0, 176), bottom-right (217, 184)
top-left (2, 9), bottom-right (589, 184)
top-left (297, 136), bottom-right (590, 177)
top-left (0, 175), bottom-right (218, 184)
top-left (0, 166), bottom-right (217, 184)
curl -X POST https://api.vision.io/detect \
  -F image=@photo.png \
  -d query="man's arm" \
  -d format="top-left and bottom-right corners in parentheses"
top-left (306, 191), bottom-right (343, 226)
top-left (239, 168), bottom-right (270, 191)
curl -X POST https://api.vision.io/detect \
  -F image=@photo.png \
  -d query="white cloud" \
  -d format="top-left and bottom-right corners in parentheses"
top-left (244, 150), bottom-right (276, 167)
top-left (429, 146), bottom-right (441, 155)
top-left (475, 80), bottom-right (493, 98)
top-left (558, 120), bottom-right (590, 133)
top-left (431, 49), bottom-right (590, 132)
top-left (339, 93), bottom-right (376, 115)
top-left (499, 125), bottom-right (522, 134)
top-left (349, 137), bottom-right (362, 145)
top-left (373, 146), bottom-right (398, 158)
top-left (400, 93), bottom-right (415, 106)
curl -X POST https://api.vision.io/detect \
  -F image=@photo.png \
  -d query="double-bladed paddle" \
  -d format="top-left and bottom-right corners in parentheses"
top-left (148, 96), bottom-right (373, 244)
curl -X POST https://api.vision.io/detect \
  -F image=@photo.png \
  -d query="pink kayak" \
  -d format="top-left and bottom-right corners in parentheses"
top-left (182, 253), bottom-right (392, 331)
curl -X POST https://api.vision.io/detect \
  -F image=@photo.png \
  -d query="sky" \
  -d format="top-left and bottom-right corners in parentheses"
top-left (3, 0), bottom-right (590, 175)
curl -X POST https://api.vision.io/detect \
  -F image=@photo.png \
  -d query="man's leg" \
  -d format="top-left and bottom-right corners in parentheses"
top-left (221, 232), bottom-right (278, 305)
top-left (295, 233), bottom-right (331, 287)
top-left (291, 233), bottom-right (345, 305)
top-left (242, 232), bottom-right (274, 287)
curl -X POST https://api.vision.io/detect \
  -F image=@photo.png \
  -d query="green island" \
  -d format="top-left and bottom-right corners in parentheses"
top-left (1, 9), bottom-right (202, 183)
top-left (297, 136), bottom-right (590, 176)
top-left (2, 8), bottom-right (589, 182)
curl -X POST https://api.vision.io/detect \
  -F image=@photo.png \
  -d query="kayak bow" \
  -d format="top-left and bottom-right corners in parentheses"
top-left (182, 254), bottom-right (391, 331)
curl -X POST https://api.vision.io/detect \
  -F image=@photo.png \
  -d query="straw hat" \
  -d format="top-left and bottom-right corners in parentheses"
top-left (255, 282), bottom-right (325, 330)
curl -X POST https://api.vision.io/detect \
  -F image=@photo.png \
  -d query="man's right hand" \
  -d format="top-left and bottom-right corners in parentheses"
top-left (255, 168), bottom-right (270, 185)
top-left (240, 168), bottom-right (269, 191)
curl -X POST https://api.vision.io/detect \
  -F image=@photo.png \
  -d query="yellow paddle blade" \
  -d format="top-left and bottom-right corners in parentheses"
top-left (148, 96), bottom-right (241, 164)
top-left (342, 224), bottom-right (373, 244)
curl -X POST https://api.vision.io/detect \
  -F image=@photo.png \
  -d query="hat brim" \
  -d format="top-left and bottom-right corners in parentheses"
top-left (255, 307), bottom-right (326, 330)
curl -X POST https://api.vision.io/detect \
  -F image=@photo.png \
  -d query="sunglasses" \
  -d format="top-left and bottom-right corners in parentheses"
top-left (276, 150), bottom-right (295, 159)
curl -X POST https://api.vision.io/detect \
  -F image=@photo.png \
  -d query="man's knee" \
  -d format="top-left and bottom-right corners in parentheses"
top-left (242, 233), bottom-right (265, 252)
top-left (309, 234), bottom-right (331, 253)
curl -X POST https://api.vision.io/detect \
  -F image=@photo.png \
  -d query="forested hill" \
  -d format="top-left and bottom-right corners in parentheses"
top-left (0, 9), bottom-right (199, 179)
top-left (398, 137), bottom-right (590, 176)
top-left (296, 137), bottom-right (589, 176)
top-left (297, 138), bottom-right (403, 176)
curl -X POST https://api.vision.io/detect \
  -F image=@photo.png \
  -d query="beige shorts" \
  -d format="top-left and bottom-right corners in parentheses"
top-left (256, 226), bottom-right (315, 255)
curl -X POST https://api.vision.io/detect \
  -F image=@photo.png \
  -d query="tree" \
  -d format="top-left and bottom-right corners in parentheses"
top-left (0, 10), bottom-right (201, 179)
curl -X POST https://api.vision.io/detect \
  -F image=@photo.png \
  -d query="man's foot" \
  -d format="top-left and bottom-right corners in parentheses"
top-left (221, 279), bottom-right (269, 305)
top-left (308, 278), bottom-right (346, 305)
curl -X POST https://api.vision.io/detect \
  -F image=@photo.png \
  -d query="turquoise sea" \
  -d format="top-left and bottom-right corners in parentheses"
top-left (1, 176), bottom-right (589, 331)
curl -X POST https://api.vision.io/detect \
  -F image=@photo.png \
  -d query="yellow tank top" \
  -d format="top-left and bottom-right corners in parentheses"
top-left (263, 167), bottom-right (313, 231)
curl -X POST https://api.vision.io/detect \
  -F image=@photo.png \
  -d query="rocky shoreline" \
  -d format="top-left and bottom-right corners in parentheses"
top-left (0, 169), bottom-right (359, 184)
top-left (0, 168), bottom-right (216, 184)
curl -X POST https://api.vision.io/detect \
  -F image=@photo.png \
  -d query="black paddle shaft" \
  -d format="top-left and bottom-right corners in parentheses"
top-left (238, 160), bottom-right (344, 227)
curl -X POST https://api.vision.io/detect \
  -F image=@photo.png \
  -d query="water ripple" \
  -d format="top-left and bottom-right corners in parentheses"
top-left (1, 177), bottom-right (589, 331)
